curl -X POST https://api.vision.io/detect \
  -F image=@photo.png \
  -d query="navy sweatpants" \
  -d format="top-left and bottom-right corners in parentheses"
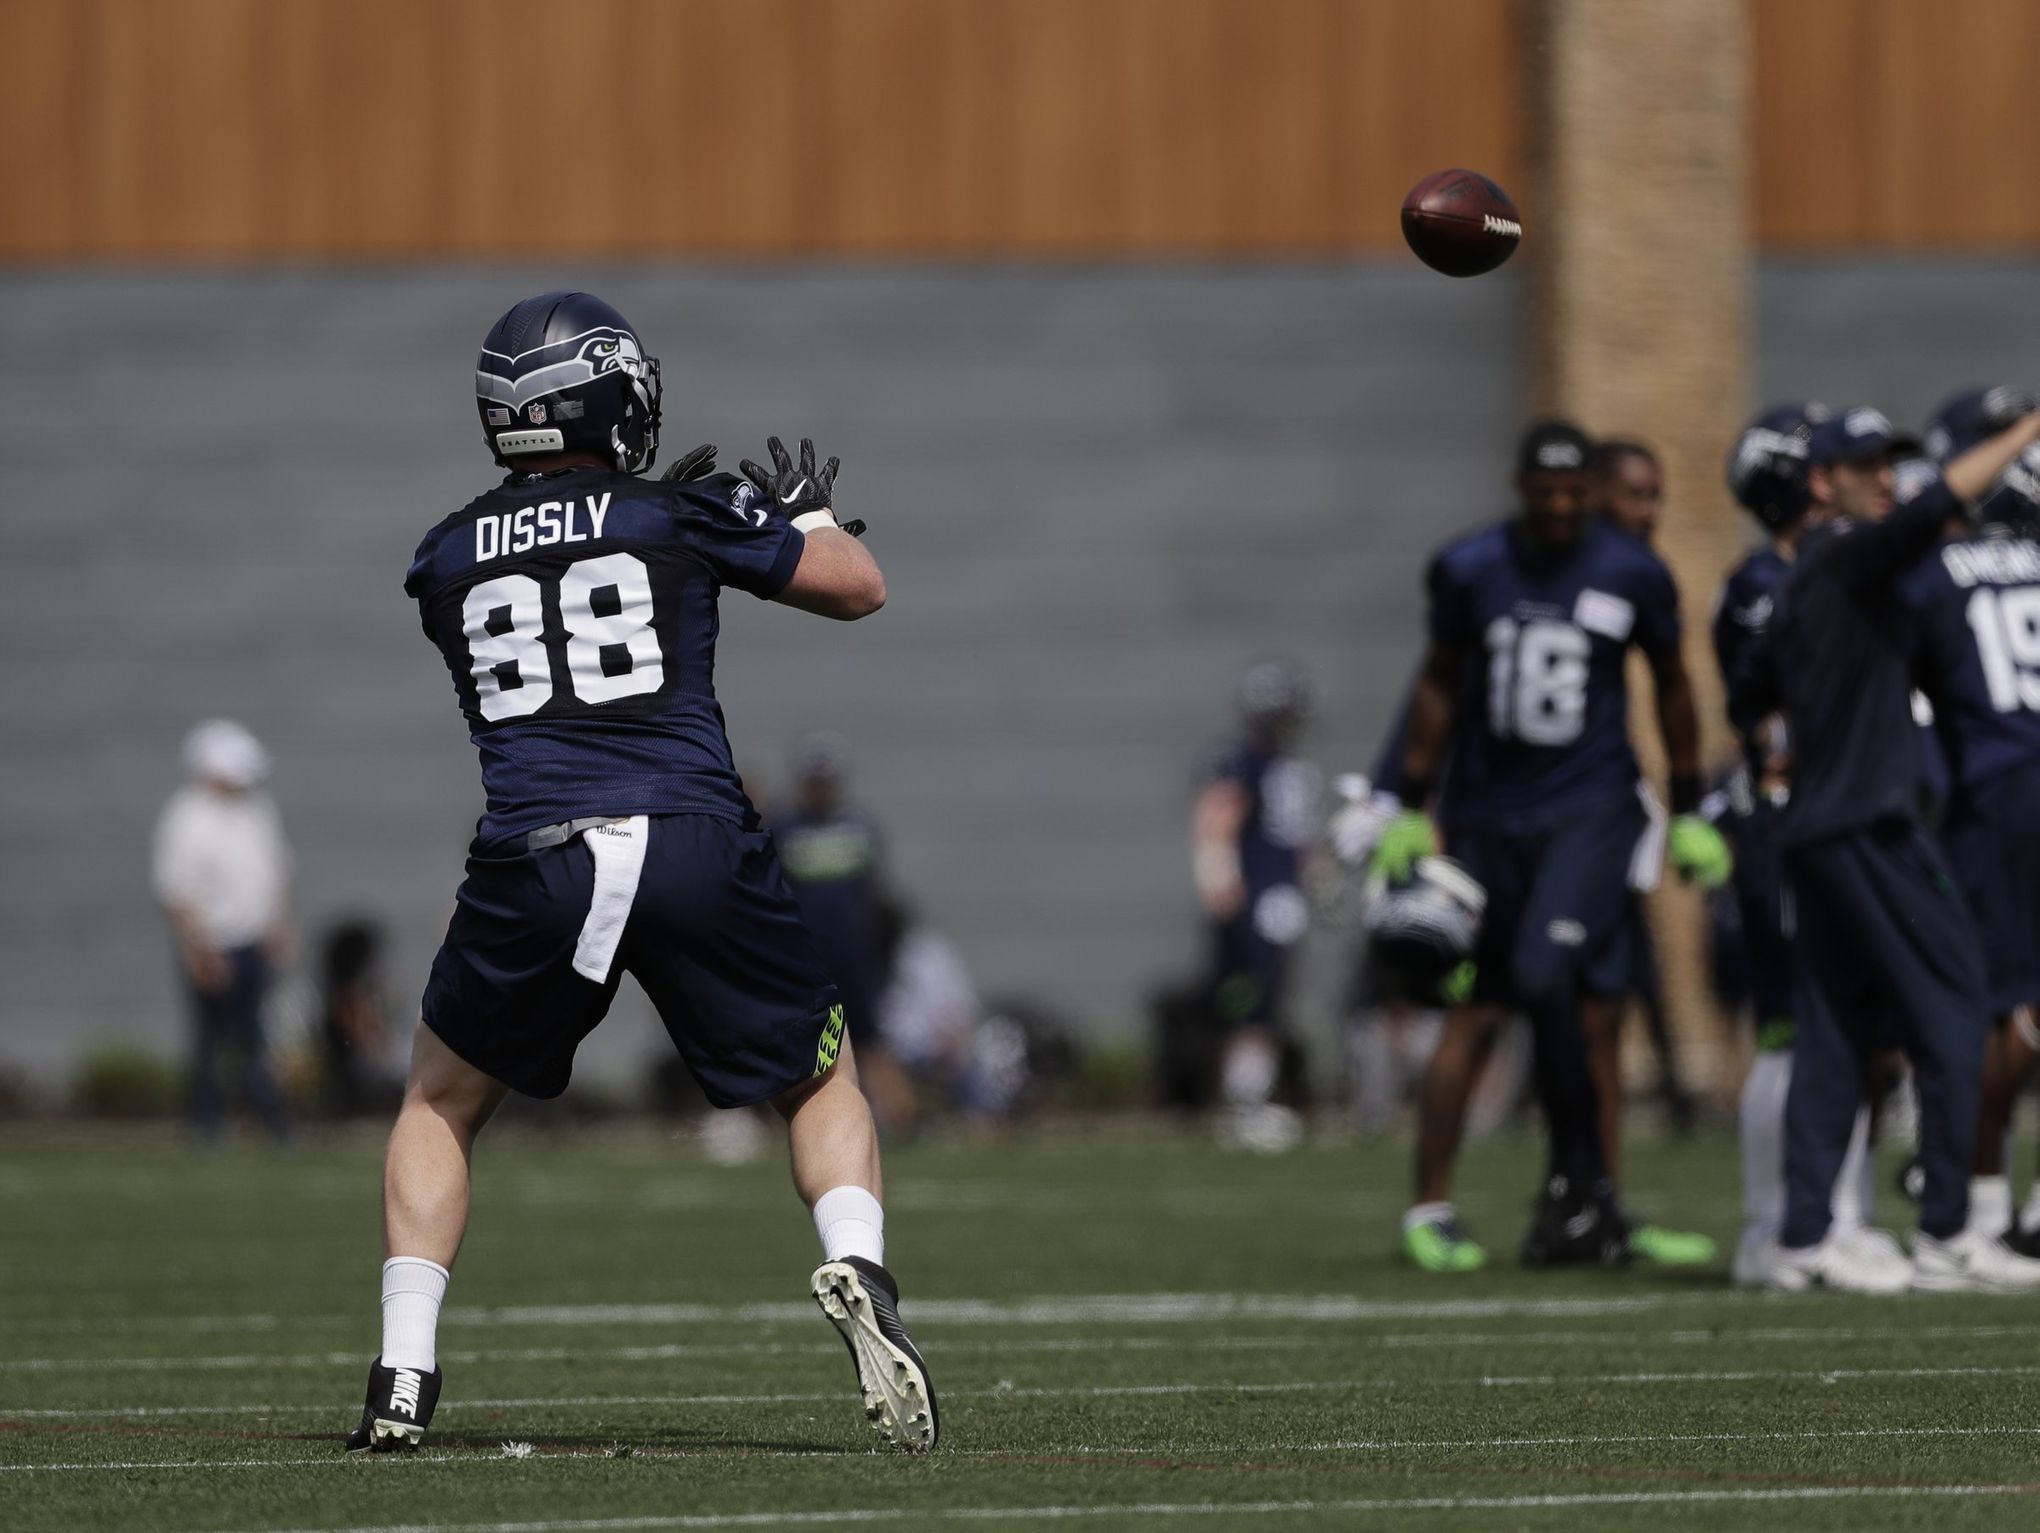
top-left (1782, 822), bottom-right (1988, 1244)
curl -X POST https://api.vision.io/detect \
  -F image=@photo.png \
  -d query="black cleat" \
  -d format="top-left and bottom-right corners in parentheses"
top-left (343, 1358), bottom-right (442, 1453)
top-left (810, 1256), bottom-right (939, 1452)
top-left (2006, 1221), bottom-right (2040, 1259)
top-left (1519, 1176), bottom-right (1631, 1269)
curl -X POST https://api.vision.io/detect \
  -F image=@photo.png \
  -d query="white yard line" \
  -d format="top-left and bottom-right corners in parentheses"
top-left (11, 1322), bottom-right (2023, 1379)
top-left (215, 1485), bottom-right (2039, 1530)
top-left (0, 1335), bottom-right (1309, 1376)
top-left (9, 1363), bottom-right (2035, 1423)
top-left (0, 1288), bottom-right (1754, 1338)
top-left (13, 1319), bottom-right (2031, 1376)
top-left (7, 1425), bottom-right (2040, 1476)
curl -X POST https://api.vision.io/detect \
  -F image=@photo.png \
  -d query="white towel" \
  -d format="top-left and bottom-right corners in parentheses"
top-left (572, 816), bottom-right (648, 983)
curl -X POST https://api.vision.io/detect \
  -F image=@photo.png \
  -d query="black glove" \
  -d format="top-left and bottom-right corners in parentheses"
top-left (659, 442), bottom-right (718, 484)
top-left (739, 436), bottom-right (863, 537)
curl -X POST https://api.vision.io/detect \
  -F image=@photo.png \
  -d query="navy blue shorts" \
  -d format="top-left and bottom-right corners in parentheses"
top-left (1942, 757), bottom-right (2040, 1018)
top-left (1210, 912), bottom-right (1293, 1027)
top-left (422, 813), bottom-right (843, 1106)
top-left (1446, 794), bottom-right (1647, 1008)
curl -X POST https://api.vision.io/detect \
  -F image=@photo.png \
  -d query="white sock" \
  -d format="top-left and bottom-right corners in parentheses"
top-left (1967, 1174), bottom-right (2013, 1238)
top-left (1221, 1033), bottom-right (1279, 1108)
top-left (1403, 1201), bottom-right (1454, 1234)
top-left (380, 1257), bottom-right (450, 1372)
top-left (1738, 1050), bottom-right (1790, 1246)
top-left (813, 1185), bottom-right (885, 1266)
top-left (1831, 1107), bottom-right (1873, 1234)
top-left (2022, 1178), bottom-right (2040, 1231)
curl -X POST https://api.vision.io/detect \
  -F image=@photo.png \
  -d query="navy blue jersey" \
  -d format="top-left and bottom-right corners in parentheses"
top-left (1896, 524), bottom-right (2040, 795)
top-left (1730, 472), bottom-right (1963, 847)
top-left (1427, 520), bottom-right (1680, 832)
top-left (405, 466), bottom-right (804, 847)
top-left (1711, 545), bottom-right (1789, 697)
top-left (1203, 740), bottom-right (1320, 893)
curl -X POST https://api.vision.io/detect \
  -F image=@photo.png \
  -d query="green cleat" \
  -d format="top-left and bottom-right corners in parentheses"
top-left (1628, 1222), bottom-right (1718, 1268)
top-left (1400, 1215), bottom-right (1489, 1273)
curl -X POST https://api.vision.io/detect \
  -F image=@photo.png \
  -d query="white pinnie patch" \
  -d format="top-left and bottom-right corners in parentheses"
top-left (1484, 214), bottom-right (1522, 238)
top-left (499, 1440), bottom-right (536, 1459)
top-left (1573, 588), bottom-right (1635, 642)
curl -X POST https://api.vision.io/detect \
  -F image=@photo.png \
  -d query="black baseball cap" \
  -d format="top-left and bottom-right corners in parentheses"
top-left (1515, 419), bottom-right (1595, 477)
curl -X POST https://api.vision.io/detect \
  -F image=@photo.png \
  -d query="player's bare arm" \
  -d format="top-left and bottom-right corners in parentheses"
top-left (1398, 640), bottom-right (1460, 810)
top-left (1943, 410), bottom-right (2040, 504)
top-left (776, 528), bottom-right (887, 620)
top-left (1190, 779), bottom-right (1250, 920)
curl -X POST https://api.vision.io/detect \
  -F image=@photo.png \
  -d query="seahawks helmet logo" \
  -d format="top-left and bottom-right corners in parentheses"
top-left (475, 326), bottom-right (650, 412)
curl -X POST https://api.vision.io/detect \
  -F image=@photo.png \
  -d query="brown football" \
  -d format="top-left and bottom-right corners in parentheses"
top-left (1400, 169), bottom-right (1522, 278)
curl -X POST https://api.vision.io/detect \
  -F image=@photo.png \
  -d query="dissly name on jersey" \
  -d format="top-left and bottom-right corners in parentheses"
top-left (1940, 536), bottom-right (2040, 589)
top-left (474, 493), bottom-right (613, 565)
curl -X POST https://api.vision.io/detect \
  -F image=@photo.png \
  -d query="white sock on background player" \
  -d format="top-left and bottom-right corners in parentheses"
top-left (1831, 1107), bottom-right (1874, 1234)
top-left (1737, 1049), bottom-right (1790, 1248)
top-left (380, 1256), bottom-right (450, 1372)
top-left (814, 1185), bottom-right (885, 1266)
top-left (1966, 1175), bottom-right (2013, 1239)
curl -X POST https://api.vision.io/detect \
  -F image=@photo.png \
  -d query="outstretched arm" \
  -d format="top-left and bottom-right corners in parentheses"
top-left (774, 528), bottom-right (887, 620)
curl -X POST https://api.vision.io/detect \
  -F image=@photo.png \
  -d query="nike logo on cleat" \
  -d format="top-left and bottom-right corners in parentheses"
top-left (389, 1368), bottom-right (423, 1418)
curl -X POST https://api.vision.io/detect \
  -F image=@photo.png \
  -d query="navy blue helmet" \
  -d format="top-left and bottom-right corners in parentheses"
top-left (475, 291), bottom-right (663, 473)
top-left (1366, 855), bottom-right (1486, 1001)
top-left (1726, 401), bottom-right (1828, 532)
top-left (1239, 659), bottom-right (1314, 729)
top-left (1926, 386), bottom-right (2040, 525)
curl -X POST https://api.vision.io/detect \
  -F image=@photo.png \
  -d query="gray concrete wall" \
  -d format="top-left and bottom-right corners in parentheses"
top-left (4, 258), bottom-right (2035, 1093)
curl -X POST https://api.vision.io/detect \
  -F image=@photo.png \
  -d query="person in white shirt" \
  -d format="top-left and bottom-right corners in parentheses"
top-left (152, 719), bottom-right (294, 1140)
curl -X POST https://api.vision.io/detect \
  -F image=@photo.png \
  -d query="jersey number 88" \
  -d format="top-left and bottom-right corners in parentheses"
top-left (462, 552), bottom-right (664, 721)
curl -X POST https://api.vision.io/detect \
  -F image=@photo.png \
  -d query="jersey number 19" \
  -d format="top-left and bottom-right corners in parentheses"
top-left (1965, 586), bottom-right (2040, 714)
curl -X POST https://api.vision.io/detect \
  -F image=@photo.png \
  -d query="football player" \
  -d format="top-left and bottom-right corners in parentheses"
top-left (1731, 402), bottom-right (2040, 1291)
top-left (344, 292), bottom-right (937, 1454)
top-left (1715, 404), bottom-right (1884, 1286)
top-left (1191, 660), bottom-right (1321, 1152)
top-left (1379, 421), bottom-right (1728, 1268)
top-left (775, 732), bottom-right (886, 1049)
top-left (1583, 437), bottom-right (1699, 1151)
top-left (1901, 387), bottom-right (2040, 1253)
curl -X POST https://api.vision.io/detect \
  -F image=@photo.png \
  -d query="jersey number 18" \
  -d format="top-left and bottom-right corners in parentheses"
top-left (1486, 616), bottom-right (1590, 746)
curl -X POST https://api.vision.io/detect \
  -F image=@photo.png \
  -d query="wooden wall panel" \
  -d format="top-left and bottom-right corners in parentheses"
top-left (8, 0), bottom-right (2040, 260)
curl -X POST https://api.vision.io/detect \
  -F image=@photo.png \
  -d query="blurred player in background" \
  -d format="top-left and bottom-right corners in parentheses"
top-left (775, 733), bottom-right (886, 1048)
top-left (1903, 386), bottom-right (2040, 1252)
top-left (1190, 660), bottom-right (1321, 1152)
top-left (1378, 421), bottom-right (1726, 1271)
top-left (345, 292), bottom-right (936, 1456)
top-left (1732, 402), bottom-right (2040, 1292)
top-left (152, 718), bottom-right (294, 1143)
top-left (318, 917), bottom-right (400, 1119)
top-left (1715, 403), bottom-right (1882, 1284)
top-left (1584, 438), bottom-right (1698, 1144)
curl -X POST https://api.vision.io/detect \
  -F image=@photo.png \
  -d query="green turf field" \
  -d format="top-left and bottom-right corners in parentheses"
top-left (5, 1125), bottom-right (2039, 1531)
